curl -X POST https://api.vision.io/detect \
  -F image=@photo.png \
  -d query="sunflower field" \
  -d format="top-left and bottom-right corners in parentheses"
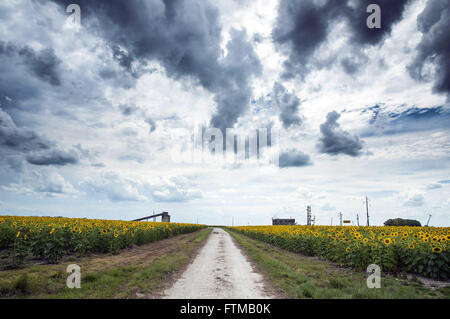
top-left (0, 215), bottom-right (205, 264)
top-left (229, 225), bottom-right (449, 279)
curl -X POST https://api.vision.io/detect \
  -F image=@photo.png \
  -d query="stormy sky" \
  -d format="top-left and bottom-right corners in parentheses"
top-left (0, 0), bottom-right (449, 226)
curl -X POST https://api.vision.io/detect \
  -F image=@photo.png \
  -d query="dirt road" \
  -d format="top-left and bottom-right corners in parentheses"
top-left (163, 227), bottom-right (274, 299)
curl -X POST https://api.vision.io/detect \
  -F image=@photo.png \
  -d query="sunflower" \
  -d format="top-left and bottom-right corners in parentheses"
top-left (363, 238), bottom-right (369, 243)
top-left (432, 246), bottom-right (442, 254)
top-left (345, 247), bottom-right (351, 253)
top-left (408, 244), bottom-right (415, 250)
top-left (383, 238), bottom-right (392, 245)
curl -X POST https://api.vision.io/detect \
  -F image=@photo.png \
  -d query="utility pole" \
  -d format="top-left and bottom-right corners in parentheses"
top-left (357, 214), bottom-right (360, 226)
top-left (307, 206), bottom-right (312, 226)
top-left (232, 216), bottom-right (234, 226)
top-left (366, 196), bottom-right (370, 226)
top-left (338, 212), bottom-right (343, 226)
top-left (426, 214), bottom-right (432, 227)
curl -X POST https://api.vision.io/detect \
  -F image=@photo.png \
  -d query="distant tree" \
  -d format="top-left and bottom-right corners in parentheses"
top-left (384, 218), bottom-right (421, 227)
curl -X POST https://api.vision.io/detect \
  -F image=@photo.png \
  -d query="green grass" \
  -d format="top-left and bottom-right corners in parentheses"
top-left (0, 228), bottom-right (212, 298)
top-left (227, 229), bottom-right (449, 299)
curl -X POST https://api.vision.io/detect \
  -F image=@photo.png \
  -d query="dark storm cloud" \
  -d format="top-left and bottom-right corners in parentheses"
top-left (344, 0), bottom-right (411, 45)
top-left (210, 28), bottom-right (262, 131)
top-left (1, 108), bottom-right (81, 168)
top-left (272, 82), bottom-right (302, 129)
top-left (273, 0), bottom-right (410, 79)
top-left (0, 42), bottom-right (59, 108)
top-left (408, 0), bottom-right (450, 99)
top-left (0, 41), bottom-right (61, 86)
top-left (279, 149), bottom-right (312, 168)
top-left (18, 46), bottom-right (62, 86)
top-left (0, 108), bottom-right (50, 151)
top-left (272, 0), bottom-right (334, 78)
top-left (51, 0), bottom-right (261, 130)
top-left (317, 111), bottom-right (364, 157)
top-left (26, 148), bottom-right (79, 166)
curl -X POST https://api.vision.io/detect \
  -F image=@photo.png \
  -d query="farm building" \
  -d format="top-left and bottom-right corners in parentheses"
top-left (272, 218), bottom-right (296, 225)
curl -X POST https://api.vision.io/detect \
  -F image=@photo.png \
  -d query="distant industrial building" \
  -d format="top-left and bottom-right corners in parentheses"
top-left (132, 211), bottom-right (171, 222)
top-left (272, 218), bottom-right (296, 225)
top-left (161, 212), bottom-right (170, 222)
